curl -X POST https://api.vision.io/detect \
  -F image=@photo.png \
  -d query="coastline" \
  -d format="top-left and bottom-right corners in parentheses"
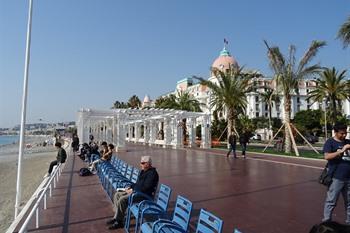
top-left (0, 136), bottom-right (59, 232)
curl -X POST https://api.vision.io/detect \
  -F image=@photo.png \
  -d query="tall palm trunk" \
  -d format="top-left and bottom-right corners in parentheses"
top-left (182, 118), bottom-right (187, 144)
top-left (331, 97), bottom-right (337, 124)
top-left (268, 104), bottom-right (272, 139)
top-left (284, 96), bottom-right (292, 153)
top-left (227, 108), bottom-right (235, 148)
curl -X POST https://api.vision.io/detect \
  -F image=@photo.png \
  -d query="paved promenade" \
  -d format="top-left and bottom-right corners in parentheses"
top-left (20, 143), bottom-right (345, 233)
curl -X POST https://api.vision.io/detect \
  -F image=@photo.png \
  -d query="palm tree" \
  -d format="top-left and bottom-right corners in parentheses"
top-left (307, 67), bottom-right (349, 124)
top-left (196, 66), bottom-right (256, 141)
top-left (127, 95), bottom-right (141, 108)
top-left (258, 87), bottom-right (275, 135)
top-left (111, 100), bottom-right (128, 109)
top-left (155, 91), bottom-right (202, 143)
top-left (338, 16), bottom-right (350, 48)
top-left (264, 40), bottom-right (326, 153)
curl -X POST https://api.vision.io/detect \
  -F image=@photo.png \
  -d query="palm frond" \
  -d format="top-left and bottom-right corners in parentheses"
top-left (337, 16), bottom-right (350, 48)
top-left (297, 40), bottom-right (326, 73)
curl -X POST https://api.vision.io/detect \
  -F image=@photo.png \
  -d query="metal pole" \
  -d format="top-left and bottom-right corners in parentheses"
top-left (325, 108), bottom-right (327, 139)
top-left (324, 98), bottom-right (328, 139)
top-left (15, 0), bottom-right (34, 218)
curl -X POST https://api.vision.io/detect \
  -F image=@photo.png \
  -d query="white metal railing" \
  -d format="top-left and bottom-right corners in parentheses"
top-left (6, 163), bottom-right (64, 233)
top-left (6, 140), bottom-right (70, 233)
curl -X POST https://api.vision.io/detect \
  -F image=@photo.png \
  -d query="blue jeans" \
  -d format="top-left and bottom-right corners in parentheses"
top-left (227, 143), bottom-right (237, 157)
top-left (240, 143), bottom-right (247, 156)
top-left (323, 178), bottom-right (350, 224)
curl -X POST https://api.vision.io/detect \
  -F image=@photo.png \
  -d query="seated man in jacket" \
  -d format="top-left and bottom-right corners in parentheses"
top-left (106, 155), bottom-right (159, 230)
top-left (44, 142), bottom-right (67, 177)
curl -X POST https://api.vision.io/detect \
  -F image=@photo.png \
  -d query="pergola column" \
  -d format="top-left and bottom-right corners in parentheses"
top-left (77, 111), bottom-right (86, 143)
top-left (173, 117), bottom-right (183, 148)
top-left (164, 117), bottom-right (172, 147)
top-left (187, 117), bottom-right (196, 148)
top-left (128, 124), bottom-right (132, 142)
top-left (149, 120), bottom-right (157, 144)
top-left (201, 115), bottom-right (211, 149)
top-left (107, 118), bottom-right (113, 143)
top-left (144, 121), bottom-right (150, 145)
top-left (135, 122), bottom-right (140, 143)
top-left (116, 114), bottom-right (126, 151)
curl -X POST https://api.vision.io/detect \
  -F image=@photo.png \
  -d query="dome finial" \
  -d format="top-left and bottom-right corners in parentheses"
top-left (224, 38), bottom-right (228, 50)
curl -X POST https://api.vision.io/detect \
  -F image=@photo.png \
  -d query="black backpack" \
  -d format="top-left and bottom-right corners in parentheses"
top-left (79, 168), bottom-right (92, 176)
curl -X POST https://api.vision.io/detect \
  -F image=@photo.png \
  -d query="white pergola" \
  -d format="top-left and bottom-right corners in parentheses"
top-left (76, 108), bottom-right (211, 151)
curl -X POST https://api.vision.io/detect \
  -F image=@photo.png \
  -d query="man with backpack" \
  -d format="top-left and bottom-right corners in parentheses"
top-left (322, 123), bottom-right (350, 224)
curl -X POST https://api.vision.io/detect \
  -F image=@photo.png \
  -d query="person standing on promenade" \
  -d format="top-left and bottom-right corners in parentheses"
top-left (71, 134), bottom-right (79, 152)
top-left (45, 142), bottom-right (67, 177)
top-left (239, 131), bottom-right (250, 158)
top-left (322, 123), bottom-right (350, 224)
top-left (227, 132), bottom-right (237, 158)
top-left (106, 156), bottom-right (159, 230)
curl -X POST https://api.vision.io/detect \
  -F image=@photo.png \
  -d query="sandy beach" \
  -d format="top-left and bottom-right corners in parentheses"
top-left (0, 136), bottom-right (60, 232)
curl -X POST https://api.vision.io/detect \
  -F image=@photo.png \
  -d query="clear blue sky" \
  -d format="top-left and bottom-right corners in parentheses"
top-left (0, 0), bottom-right (349, 128)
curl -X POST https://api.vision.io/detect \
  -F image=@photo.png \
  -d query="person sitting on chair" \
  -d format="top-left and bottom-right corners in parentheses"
top-left (106, 155), bottom-right (159, 230)
top-left (89, 143), bottom-right (113, 174)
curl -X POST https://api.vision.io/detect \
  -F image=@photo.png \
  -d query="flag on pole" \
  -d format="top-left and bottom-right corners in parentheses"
top-left (224, 38), bottom-right (228, 45)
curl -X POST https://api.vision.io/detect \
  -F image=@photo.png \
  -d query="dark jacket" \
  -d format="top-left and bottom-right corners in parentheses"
top-left (56, 148), bottom-right (67, 163)
top-left (239, 133), bottom-right (250, 144)
top-left (228, 134), bottom-right (236, 144)
top-left (132, 167), bottom-right (159, 197)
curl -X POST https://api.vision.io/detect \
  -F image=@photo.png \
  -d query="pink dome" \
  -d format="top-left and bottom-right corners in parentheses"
top-left (211, 48), bottom-right (239, 71)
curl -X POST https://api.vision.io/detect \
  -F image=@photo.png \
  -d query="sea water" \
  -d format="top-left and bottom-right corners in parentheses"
top-left (0, 135), bottom-right (20, 146)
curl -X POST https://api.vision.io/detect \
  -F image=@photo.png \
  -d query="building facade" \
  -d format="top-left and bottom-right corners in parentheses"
top-left (152, 46), bottom-right (350, 122)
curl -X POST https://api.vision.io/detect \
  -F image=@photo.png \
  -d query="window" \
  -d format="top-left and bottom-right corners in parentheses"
top-left (256, 112), bottom-right (260, 117)
top-left (255, 96), bottom-right (259, 102)
top-left (297, 97), bottom-right (300, 103)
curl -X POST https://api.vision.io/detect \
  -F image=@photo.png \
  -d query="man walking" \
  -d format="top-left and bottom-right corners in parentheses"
top-left (239, 131), bottom-right (250, 158)
top-left (227, 132), bottom-right (237, 158)
top-left (323, 123), bottom-right (350, 224)
top-left (106, 155), bottom-right (159, 230)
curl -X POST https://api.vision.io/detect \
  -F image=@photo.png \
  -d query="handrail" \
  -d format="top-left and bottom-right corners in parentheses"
top-left (6, 139), bottom-right (70, 233)
top-left (18, 163), bottom-right (61, 233)
top-left (5, 164), bottom-right (62, 233)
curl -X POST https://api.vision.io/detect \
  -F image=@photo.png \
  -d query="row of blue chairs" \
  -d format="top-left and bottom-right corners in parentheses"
top-left (92, 154), bottom-right (242, 233)
top-left (123, 183), bottom-right (237, 233)
top-left (95, 155), bottom-right (140, 198)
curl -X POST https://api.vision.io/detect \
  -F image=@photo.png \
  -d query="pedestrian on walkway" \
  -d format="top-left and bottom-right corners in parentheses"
top-left (322, 123), bottom-right (350, 224)
top-left (227, 132), bottom-right (237, 158)
top-left (239, 131), bottom-right (250, 158)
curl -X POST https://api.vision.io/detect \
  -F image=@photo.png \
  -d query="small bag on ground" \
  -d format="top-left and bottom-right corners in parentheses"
top-left (79, 167), bottom-right (92, 176)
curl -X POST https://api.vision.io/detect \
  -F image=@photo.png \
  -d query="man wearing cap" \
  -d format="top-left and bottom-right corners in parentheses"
top-left (107, 155), bottom-right (159, 230)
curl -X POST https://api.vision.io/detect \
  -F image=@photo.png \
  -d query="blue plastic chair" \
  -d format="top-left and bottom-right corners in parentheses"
top-left (112, 167), bottom-right (140, 191)
top-left (125, 184), bottom-right (172, 233)
top-left (140, 195), bottom-right (193, 233)
top-left (107, 165), bottom-right (134, 197)
top-left (157, 209), bottom-right (223, 233)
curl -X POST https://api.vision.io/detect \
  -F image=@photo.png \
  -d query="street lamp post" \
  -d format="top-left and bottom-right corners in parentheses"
top-left (323, 97), bottom-right (328, 139)
top-left (15, 0), bottom-right (34, 218)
